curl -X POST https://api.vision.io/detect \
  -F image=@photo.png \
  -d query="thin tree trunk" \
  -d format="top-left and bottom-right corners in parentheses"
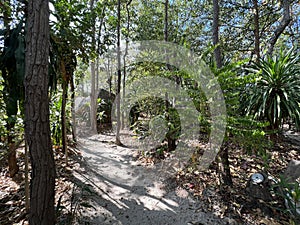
top-left (164, 0), bottom-right (168, 42)
top-left (90, 61), bottom-right (97, 133)
top-left (70, 76), bottom-right (76, 142)
top-left (60, 57), bottom-right (69, 165)
top-left (212, 0), bottom-right (232, 186)
top-left (122, 0), bottom-right (132, 129)
top-left (164, 0), bottom-right (176, 151)
top-left (61, 80), bottom-right (68, 165)
top-left (96, 57), bottom-right (99, 91)
top-left (267, 0), bottom-right (292, 56)
top-left (212, 0), bottom-right (222, 68)
top-left (219, 145), bottom-right (233, 186)
top-left (24, 139), bottom-right (29, 212)
top-left (24, 0), bottom-right (56, 223)
top-left (90, 0), bottom-right (97, 134)
top-left (116, 0), bottom-right (122, 145)
top-left (105, 58), bottom-right (112, 96)
top-left (253, 0), bottom-right (260, 59)
top-left (7, 133), bottom-right (18, 177)
top-left (96, 57), bottom-right (99, 132)
top-left (122, 53), bottom-right (126, 129)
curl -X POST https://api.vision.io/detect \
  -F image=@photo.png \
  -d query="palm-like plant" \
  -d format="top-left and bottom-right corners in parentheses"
top-left (243, 49), bottom-right (300, 130)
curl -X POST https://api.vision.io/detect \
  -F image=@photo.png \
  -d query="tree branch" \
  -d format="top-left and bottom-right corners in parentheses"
top-left (267, 0), bottom-right (292, 56)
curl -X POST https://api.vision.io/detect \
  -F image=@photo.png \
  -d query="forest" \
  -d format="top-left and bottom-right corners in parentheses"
top-left (0, 0), bottom-right (300, 224)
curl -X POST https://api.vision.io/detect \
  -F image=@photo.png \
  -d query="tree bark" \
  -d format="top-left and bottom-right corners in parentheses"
top-left (7, 133), bottom-right (19, 177)
top-left (122, 0), bottom-right (132, 129)
top-left (212, 0), bottom-right (222, 68)
top-left (24, 0), bottom-right (56, 224)
top-left (116, 0), bottom-right (122, 145)
top-left (89, 0), bottom-right (97, 134)
top-left (212, 0), bottom-right (232, 186)
top-left (70, 76), bottom-right (76, 142)
top-left (253, 0), bottom-right (260, 59)
top-left (267, 0), bottom-right (291, 56)
top-left (90, 60), bottom-right (97, 133)
top-left (164, 0), bottom-right (169, 42)
top-left (24, 139), bottom-right (29, 212)
top-left (164, 0), bottom-right (176, 151)
top-left (61, 80), bottom-right (68, 165)
top-left (219, 145), bottom-right (233, 186)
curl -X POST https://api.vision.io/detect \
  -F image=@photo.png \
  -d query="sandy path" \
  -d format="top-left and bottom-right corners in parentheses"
top-left (72, 133), bottom-right (229, 225)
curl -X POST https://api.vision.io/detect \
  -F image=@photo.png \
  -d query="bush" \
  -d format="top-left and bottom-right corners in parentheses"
top-left (242, 49), bottom-right (300, 130)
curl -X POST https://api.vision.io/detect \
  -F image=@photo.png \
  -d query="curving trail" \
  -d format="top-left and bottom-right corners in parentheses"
top-left (73, 132), bottom-right (230, 225)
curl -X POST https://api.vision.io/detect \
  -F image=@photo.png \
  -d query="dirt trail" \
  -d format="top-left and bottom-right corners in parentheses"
top-left (72, 133), bottom-right (231, 225)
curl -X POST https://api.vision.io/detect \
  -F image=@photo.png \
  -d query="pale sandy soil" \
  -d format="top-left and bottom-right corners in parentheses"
top-left (71, 131), bottom-right (233, 225)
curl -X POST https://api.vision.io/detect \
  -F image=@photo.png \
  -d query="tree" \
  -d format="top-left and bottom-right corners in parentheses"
top-left (253, 0), bottom-right (260, 59)
top-left (164, 0), bottom-right (169, 42)
top-left (116, 0), bottom-right (122, 145)
top-left (267, 0), bottom-right (292, 56)
top-left (89, 0), bottom-right (97, 134)
top-left (24, 0), bottom-right (56, 223)
top-left (212, 0), bottom-right (222, 68)
top-left (122, 0), bottom-right (132, 129)
top-left (212, 0), bottom-right (232, 186)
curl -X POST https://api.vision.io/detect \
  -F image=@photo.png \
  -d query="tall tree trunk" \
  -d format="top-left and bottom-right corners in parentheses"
top-left (212, 0), bottom-right (222, 68)
top-left (164, 0), bottom-right (169, 42)
top-left (116, 0), bottom-right (122, 145)
top-left (61, 80), bottom-right (68, 165)
top-left (96, 57), bottom-right (99, 91)
top-left (89, 0), bottom-right (97, 134)
top-left (122, 0), bottom-right (132, 129)
top-left (122, 51), bottom-right (126, 129)
top-left (212, 0), bottom-right (232, 186)
top-left (7, 128), bottom-right (18, 177)
top-left (70, 76), bottom-right (77, 142)
top-left (267, 0), bottom-right (292, 56)
top-left (164, 0), bottom-right (176, 151)
top-left (24, 0), bottom-right (56, 224)
top-left (90, 61), bottom-right (97, 133)
top-left (253, 0), bottom-right (260, 60)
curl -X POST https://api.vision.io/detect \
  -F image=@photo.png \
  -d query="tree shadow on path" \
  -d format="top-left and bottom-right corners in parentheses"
top-left (67, 135), bottom-right (228, 225)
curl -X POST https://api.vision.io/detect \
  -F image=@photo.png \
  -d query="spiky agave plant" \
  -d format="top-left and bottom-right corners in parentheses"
top-left (243, 49), bottom-right (300, 130)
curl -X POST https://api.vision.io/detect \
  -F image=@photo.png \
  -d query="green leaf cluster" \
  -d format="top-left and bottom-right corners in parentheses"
top-left (243, 49), bottom-right (300, 129)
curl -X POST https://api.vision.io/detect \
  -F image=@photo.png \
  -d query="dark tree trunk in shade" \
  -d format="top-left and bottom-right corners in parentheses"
top-left (253, 0), bottom-right (260, 60)
top-left (24, 0), bottom-right (56, 224)
top-left (164, 0), bottom-right (168, 42)
top-left (116, 0), bottom-right (122, 145)
top-left (212, 0), bottom-right (222, 68)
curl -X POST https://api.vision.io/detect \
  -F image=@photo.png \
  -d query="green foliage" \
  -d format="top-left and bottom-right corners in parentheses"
top-left (50, 91), bottom-right (72, 146)
top-left (50, 93), bottom-right (63, 145)
top-left (273, 176), bottom-right (300, 222)
top-left (242, 49), bottom-right (300, 129)
top-left (0, 21), bottom-right (25, 125)
top-left (127, 93), bottom-right (181, 151)
top-left (210, 58), bottom-right (273, 153)
top-left (227, 116), bottom-right (271, 155)
top-left (96, 97), bottom-right (112, 125)
top-left (165, 107), bottom-right (181, 140)
top-left (0, 75), bottom-right (6, 138)
top-left (51, 0), bottom-right (94, 58)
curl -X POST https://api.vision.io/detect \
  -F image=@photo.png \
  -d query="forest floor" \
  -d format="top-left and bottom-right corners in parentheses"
top-left (0, 128), bottom-right (300, 224)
